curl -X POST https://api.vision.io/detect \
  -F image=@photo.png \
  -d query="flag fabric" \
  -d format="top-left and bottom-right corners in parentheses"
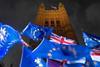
top-left (32, 38), bottom-right (93, 64)
top-left (32, 38), bottom-right (67, 60)
top-left (60, 45), bottom-right (91, 61)
top-left (90, 49), bottom-right (100, 67)
top-left (65, 58), bottom-right (86, 67)
top-left (60, 45), bottom-right (95, 67)
top-left (82, 32), bottom-right (100, 66)
top-left (82, 32), bottom-right (100, 48)
top-left (22, 23), bottom-right (44, 41)
top-left (47, 58), bottom-right (86, 67)
top-left (0, 22), bottom-right (2, 26)
top-left (47, 59), bottom-right (63, 67)
top-left (0, 46), bottom-right (9, 59)
top-left (19, 38), bottom-right (95, 67)
top-left (64, 63), bottom-right (85, 67)
top-left (93, 61), bottom-right (100, 67)
top-left (22, 22), bottom-right (52, 41)
top-left (43, 27), bottom-right (53, 38)
top-left (0, 25), bottom-right (22, 45)
top-left (64, 57), bottom-right (86, 67)
top-left (48, 58), bottom-right (86, 67)
top-left (20, 46), bottom-right (47, 67)
top-left (20, 39), bottom-right (91, 67)
top-left (67, 57), bottom-right (86, 64)
top-left (91, 49), bottom-right (100, 62)
top-left (0, 25), bottom-right (22, 59)
top-left (50, 33), bottom-right (76, 45)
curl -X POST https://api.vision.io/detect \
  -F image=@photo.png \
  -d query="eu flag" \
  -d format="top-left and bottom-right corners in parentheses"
top-left (0, 25), bottom-right (22, 59)
top-left (60, 45), bottom-right (94, 66)
top-left (60, 45), bottom-right (90, 61)
top-left (22, 22), bottom-right (52, 41)
top-left (83, 32), bottom-right (100, 48)
top-left (43, 27), bottom-right (53, 38)
top-left (32, 38), bottom-right (67, 60)
top-left (20, 46), bottom-right (47, 67)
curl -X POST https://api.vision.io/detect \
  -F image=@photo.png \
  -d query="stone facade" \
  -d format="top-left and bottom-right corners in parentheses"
top-left (35, 3), bottom-right (77, 39)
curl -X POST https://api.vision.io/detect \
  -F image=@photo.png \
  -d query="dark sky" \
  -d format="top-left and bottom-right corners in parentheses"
top-left (0, 0), bottom-right (100, 34)
top-left (0, 0), bottom-right (100, 67)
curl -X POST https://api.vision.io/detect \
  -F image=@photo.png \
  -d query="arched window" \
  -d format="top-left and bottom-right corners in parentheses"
top-left (56, 20), bottom-right (60, 27)
top-left (51, 20), bottom-right (55, 27)
top-left (44, 21), bottom-right (49, 26)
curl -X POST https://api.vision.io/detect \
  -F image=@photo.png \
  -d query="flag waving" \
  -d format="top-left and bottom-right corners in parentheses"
top-left (50, 33), bottom-right (76, 45)
top-left (0, 22), bottom-right (2, 27)
top-left (20, 46), bottom-right (47, 67)
top-left (90, 49), bottom-right (100, 67)
top-left (91, 49), bottom-right (100, 62)
top-left (22, 22), bottom-right (52, 41)
top-left (47, 59), bottom-right (63, 67)
top-left (0, 25), bottom-right (22, 59)
top-left (82, 32), bottom-right (100, 48)
top-left (32, 38), bottom-right (67, 60)
top-left (61, 45), bottom-right (95, 67)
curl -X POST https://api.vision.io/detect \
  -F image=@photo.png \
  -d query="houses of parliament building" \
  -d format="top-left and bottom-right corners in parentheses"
top-left (35, 3), bottom-right (77, 40)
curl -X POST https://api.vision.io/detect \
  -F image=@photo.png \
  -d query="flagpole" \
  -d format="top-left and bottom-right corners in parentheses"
top-left (21, 39), bottom-right (30, 47)
top-left (19, 46), bottom-right (24, 67)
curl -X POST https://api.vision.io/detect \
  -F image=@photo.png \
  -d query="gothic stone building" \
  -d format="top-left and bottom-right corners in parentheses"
top-left (35, 3), bottom-right (77, 40)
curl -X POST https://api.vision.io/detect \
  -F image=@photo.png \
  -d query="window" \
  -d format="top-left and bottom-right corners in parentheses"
top-left (51, 20), bottom-right (55, 27)
top-left (44, 21), bottom-right (49, 26)
top-left (56, 20), bottom-right (60, 27)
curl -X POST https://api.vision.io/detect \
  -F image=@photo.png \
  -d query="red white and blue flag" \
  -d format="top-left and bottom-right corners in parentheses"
top-left (49, 33), bottom-right (76, 45)
top-left (90, 49), bottom-right (100, 62)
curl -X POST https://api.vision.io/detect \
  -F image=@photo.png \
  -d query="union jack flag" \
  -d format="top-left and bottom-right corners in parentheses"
top-left (49, 33), bottom-right (76, 45)
top-left (90, 49), bottom-right (100, 62)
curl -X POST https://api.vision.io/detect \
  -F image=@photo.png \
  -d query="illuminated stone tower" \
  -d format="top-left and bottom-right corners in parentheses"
top-left (35, 3), bottom-right (77, 39)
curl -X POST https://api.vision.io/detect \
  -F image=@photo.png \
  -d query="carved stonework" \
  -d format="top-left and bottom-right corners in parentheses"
top-left (35, 3), bottom-right (77, 40)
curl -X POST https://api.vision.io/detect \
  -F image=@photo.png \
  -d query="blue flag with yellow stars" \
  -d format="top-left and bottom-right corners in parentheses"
top-left (83, 32), bottom-right (100, 48)
top-left (32, 38), bottom-right (94, 65)
top-left (22, 22), bottom-right (52, 41)
top-left (60, 45), bottom-right (90, 60)
top-left (20, 46), bottom-right (47, 67)
top-left (0, 25), bottom-right (22, 59)
top-left (60, 45), bottom-right (95, 67)
top-left (32, 38), bottom-right (67, 60)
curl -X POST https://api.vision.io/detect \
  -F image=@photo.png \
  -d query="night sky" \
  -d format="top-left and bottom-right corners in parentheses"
top-left (0, 0), bottom-right (100, 34)
top-left (0, 0), bottom-right (100, 67)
